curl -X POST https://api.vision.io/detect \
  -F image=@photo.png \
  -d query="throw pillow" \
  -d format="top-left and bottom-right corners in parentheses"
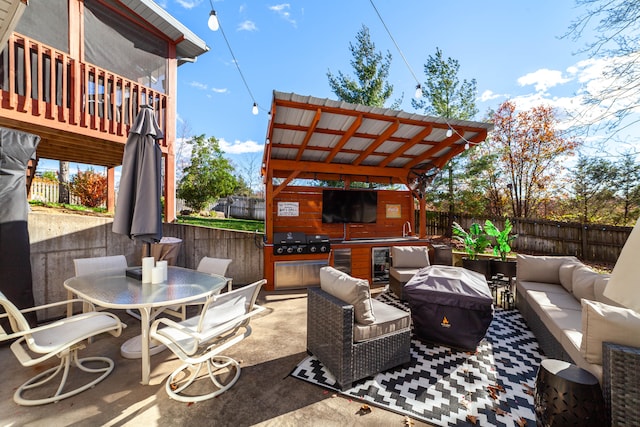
top-left (572, 265), bottom-right (597, 302)
top-left (319, 266), bottom-right (376, 325)
top-left (581, 299), bottom-right (640, 364)
top-left (391, 246), bottom-right (430, 268)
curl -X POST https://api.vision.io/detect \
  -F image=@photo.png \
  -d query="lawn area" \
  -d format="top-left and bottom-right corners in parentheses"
top-left (176, 215), bottom-right (264, 233)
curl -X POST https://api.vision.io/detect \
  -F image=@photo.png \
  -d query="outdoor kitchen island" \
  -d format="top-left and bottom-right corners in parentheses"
top-left (260, 92), bottom-right (493, 291)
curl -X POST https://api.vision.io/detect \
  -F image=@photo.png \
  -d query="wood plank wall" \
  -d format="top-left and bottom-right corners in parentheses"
top-left (270, 186), bottom-right (414, 241)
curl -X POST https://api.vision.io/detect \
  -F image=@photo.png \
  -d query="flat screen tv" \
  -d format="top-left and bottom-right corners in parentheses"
top-left (322, 189), bottom-right (377, 223)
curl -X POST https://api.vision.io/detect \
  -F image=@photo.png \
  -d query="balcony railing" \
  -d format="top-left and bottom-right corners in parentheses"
top-left (0, 33), bottom-right (167, 148)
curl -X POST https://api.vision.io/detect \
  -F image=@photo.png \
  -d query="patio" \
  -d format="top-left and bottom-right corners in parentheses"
top-left (0, 287), bottom-right (435, 427)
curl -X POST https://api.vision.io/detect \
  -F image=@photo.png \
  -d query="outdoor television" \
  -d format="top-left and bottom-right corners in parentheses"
top-left (322, 189), bottom-right (378, 223)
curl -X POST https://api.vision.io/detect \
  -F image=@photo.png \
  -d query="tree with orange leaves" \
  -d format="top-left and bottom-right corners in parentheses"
top-left (492, 100), bottom-right (580, 218)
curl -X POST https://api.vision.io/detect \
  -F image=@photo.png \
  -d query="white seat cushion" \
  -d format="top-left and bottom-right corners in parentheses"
top-left (320, 266), bottom-right (376, 325)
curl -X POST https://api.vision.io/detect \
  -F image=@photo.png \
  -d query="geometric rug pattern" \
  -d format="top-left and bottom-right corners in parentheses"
top-left (291, 292), bottom-right (544, 426)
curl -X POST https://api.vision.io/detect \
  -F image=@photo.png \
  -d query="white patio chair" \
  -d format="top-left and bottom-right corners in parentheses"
top-left (164, 256), bottom-right (233, 321)
top-left (0, 291), bottom-right (124, 406)
top-left (71, 255), bottom-right (128, 315)
top-left (150, 279), bottom-right (266, 402)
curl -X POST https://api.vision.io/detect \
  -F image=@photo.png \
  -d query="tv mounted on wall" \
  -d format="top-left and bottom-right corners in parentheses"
top-left (322, 189), bottom-right (378, 223)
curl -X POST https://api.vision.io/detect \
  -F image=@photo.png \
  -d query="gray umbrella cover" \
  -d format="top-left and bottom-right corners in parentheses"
top-left (112, 105), bottom-right (164, 244)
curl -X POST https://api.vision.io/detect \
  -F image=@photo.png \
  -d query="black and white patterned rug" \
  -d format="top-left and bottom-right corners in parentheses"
top-left (291, 292), bottom-right (544, 426)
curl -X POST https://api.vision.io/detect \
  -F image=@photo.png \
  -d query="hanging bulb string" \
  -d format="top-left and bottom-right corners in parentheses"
top-left (368, 0), bottom-right (421, 92)
top-left (208, 3), bottom-right (268, 113)
top-left (444, 121), bottom-right (479, 150)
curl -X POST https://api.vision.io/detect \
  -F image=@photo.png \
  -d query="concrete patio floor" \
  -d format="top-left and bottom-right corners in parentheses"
top-left (1, 288), bottom-right (434, 427)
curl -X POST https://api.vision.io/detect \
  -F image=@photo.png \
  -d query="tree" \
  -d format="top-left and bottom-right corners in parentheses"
top-left (327, 25), bottom-right (400, 108)
top-left (177, 135), bottom-right (237, 212)
top-left (493, 100), bottom-right (580, 218)
top-left (58, 161), bottom-right (70, 203)
top-left (570, 155), bottom-right (616, 223)
top-left (412, 47), bottom-right (479, 232)
top-left (411, 47), bottom-right (478, 120)
top-left (69, 168), bottom-right (107, 208)
top-left (565, 0), bottom-right (640, 142)
top-left (613, 151), bottom-right (640, 224)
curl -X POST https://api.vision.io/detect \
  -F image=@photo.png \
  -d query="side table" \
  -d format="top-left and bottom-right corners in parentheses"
top-left (534, 359), bottom-right (607, 426)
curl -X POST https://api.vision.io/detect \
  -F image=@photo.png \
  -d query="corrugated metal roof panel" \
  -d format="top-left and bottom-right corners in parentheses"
top-left (265, 91), bottom-right (494, 186)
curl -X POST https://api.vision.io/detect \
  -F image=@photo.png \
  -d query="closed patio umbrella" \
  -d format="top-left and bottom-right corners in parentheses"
top-left (112, 105), bottom-right (163, 255)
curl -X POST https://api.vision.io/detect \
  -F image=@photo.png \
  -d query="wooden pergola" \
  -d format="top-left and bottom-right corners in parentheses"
top-left (262, 91), bottom-right (494, 241)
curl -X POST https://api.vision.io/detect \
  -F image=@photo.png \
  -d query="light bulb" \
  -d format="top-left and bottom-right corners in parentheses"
top-left (414, 84), bottom-right (422, 99)
top-left (446, 128), bottom-right (453, 138)
top-left (464, 142), bottom-right (470, 150)
top-left (252, 103), bottom-right (259, 115)
top-left (208, 10), bottom-right (219, 31)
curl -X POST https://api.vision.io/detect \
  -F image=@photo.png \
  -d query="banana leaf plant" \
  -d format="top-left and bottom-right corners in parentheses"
top-left (485, 219), bottom-right (517, 261)
top-left (452, 222), bottom-right (492, 260)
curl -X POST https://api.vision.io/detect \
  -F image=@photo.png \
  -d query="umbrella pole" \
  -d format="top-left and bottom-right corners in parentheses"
top-left (144, 242), bottom-right (151, 258)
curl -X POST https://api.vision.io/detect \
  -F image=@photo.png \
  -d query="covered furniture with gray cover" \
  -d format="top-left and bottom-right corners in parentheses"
top-left (0, 127), bottom-right (40, 329)
top-left (405, 265), bottom-right (494, 351)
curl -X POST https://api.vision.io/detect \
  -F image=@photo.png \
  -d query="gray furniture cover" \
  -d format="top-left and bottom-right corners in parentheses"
top-left (404, 265), bottom-right (494, 351)
top-left (0, 127), bottom-right (41, 329)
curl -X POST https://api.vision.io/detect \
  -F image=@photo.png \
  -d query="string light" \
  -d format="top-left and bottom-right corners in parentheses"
top-left (369, 0), bottom-right (422, 99)
top-left (207, 10), bottom-right (219, 31)
top-left (207, 2), bottom-right (264, 115)
top-left (446, 128), bottom-right (453, 138)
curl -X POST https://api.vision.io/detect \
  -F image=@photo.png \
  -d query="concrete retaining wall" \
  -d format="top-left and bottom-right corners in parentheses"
top-left (28, 210), bottom-right (264, 314)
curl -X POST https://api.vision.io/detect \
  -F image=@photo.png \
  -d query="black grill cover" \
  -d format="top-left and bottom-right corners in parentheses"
top-left (404, 265), bottom-right (494, 350)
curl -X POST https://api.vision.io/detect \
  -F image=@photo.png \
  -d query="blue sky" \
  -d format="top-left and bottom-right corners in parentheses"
top-left (39, 1), bottom-right (638, 180)
top-left (162, 0), bottom-right (637, 161)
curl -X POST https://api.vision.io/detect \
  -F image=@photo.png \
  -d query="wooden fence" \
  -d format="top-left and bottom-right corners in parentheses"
top-left (29, 179), bottom-right (87, 206)
top-left (423, 211), bottom-right (632, 265)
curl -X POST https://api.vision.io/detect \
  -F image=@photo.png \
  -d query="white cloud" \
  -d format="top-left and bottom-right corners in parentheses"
top-left (212, 87), bottom-right (228, 94)
top-left (480, 90), bottom-right (504, 102)
top-left (517, 68), bottom-right (572, 92)
top-left (190, 81), bottom-right (208, 90)
top-left (174, 0), bottom-right (200, 10)
top-left (238, 20), bottom-right (258, 31)
top-left (218, 138), bottom-right (264, 154)
top-left (269, 3), bottom-right (296, 26)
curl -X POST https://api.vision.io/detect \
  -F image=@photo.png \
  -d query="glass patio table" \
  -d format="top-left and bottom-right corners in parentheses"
top-left (64, 266), bottom-right (227, 385)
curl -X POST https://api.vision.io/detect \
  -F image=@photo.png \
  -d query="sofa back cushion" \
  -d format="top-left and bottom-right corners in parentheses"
top-left (391, 246), bottom-right (430, 268)
top-left (581, 299), bottom-right (640, 364)
top-left (593, 274), bottom-right (623, 307)
top-left (517, 254), bottom-right (579, 284)
top-left (559, 261), bottom-right (581, 293)
top-left (320, 266), bottom-right (376, 325)
top-left (572, 265), bottom-right (597, 302)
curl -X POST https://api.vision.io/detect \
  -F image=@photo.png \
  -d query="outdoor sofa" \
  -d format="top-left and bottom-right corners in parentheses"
top-left (515, 254), bottom-right (640, 423)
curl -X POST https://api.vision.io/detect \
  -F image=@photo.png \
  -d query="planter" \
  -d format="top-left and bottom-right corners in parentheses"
top-left (462, 258), bottom-right (491, 280)
top-left (490, 259), bottom-right (517, 279)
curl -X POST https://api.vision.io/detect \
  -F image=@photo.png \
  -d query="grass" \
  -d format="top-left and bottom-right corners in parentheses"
top-left (29, 200), bottom-right (108, 214)
top-left (176, 215), bottom-right (264, 233)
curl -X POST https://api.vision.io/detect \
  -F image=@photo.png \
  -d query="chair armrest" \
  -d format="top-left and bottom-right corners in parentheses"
top-left (0, 299), bottom-right (97, 320)
top-left (307, 287), bottom-right (355, 382)
top-left (602, 341), bottom-right (640, 424)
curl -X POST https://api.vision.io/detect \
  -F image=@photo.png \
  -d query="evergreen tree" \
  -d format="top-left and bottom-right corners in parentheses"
top-left (327, 25), bottom-right (400, 109)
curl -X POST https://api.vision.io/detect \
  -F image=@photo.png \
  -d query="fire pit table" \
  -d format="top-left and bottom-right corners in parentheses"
top-left (404, 265), bottom-right (494, 351)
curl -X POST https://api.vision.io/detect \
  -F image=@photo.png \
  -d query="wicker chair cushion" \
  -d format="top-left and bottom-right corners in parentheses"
top-left (391, 246), bottom-right (430, 268)
top-left (319, 267), bottom-right (376, 325)
top-left (353, 298), bottom-right (411, 343)
top-left (593, 274), bottom-right (622, 307)
top-left (581, 299), bottom-right (640, 364)
top-left (517, 254), bottom-right (579, 285)
top-left (572, 266), bottom-right (597, 302)
top-left (389, 266), bottom-right (421, 282)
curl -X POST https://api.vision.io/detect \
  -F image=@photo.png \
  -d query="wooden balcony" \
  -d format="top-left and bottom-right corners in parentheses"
top-left (0, 33), bottom-right (168, 168)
